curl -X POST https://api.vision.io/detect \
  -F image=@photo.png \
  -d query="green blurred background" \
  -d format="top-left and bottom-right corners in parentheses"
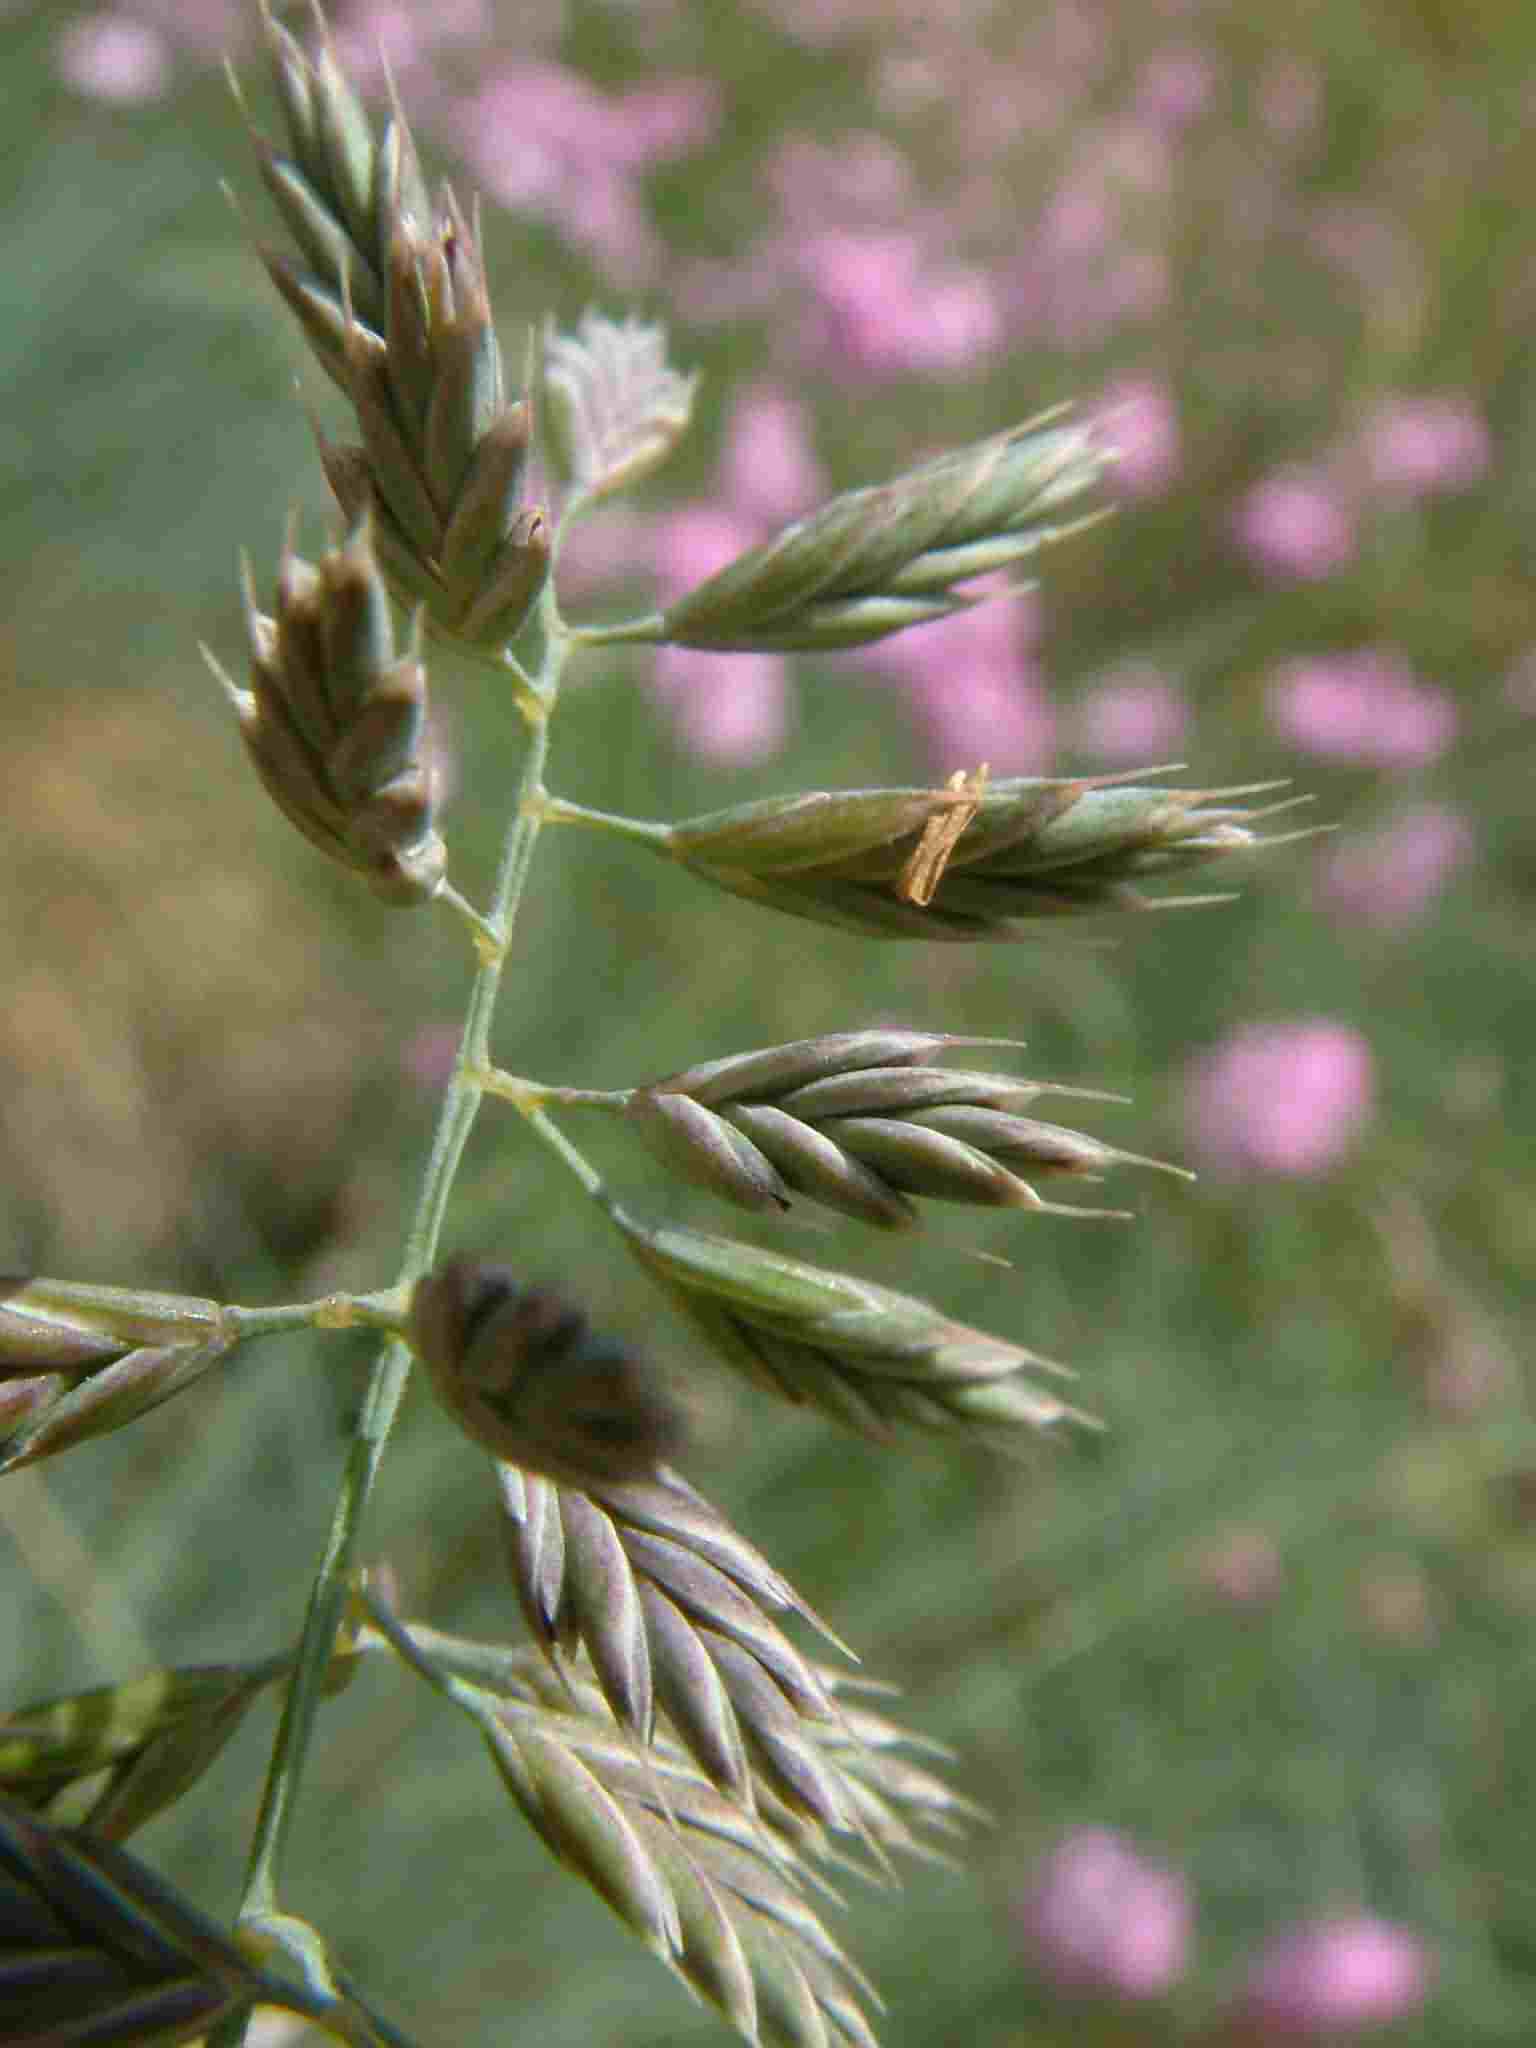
top-left (2, 0), bottom-right (1534, 2042)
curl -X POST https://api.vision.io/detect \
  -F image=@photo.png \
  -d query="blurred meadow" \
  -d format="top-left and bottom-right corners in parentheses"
top-left (3, 0), bottom-right (1535, 2043)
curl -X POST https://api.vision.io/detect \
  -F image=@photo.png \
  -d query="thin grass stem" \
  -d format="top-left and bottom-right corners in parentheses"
top-left (478, 1070), bottom-right (630, 1111)
top-left (537, 794), bottom-right (672, 845)
top-left (231, 587), bottom-right (565, 1953)
top-left (566, 611), bottom-right (667, 646)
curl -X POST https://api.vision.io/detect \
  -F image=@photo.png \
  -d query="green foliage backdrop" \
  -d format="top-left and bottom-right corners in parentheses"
top-left (2, 2), bottom-right (1534, 2042)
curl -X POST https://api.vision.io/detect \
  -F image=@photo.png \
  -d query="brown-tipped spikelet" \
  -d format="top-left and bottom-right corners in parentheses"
top-left (313, 206), bottom-right (553, 649)
top-left (626, 1029), bottom-right (1189, 1228)
top-left (206, 520), bottom-right (447, 903)
top-left (661, 772), bottom-right (1299, 938)
top-left (614, 1212), bottom-right (1094, 1447)
top-left (239, 7), bottom-right (551, 647)
top-left (0, 1278), bottom-right (236, 1475)
top-left (409, 1258), bottom-right (684, 1489)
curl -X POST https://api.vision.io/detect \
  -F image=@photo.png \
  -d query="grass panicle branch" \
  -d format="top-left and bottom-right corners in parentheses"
top-left (643, 410), bottom-right (1106, 653)
top-left (2, 8), bottom-right (1324, 2045)
top-left (367, 1590), bottom-right (958, 2048)
top-left (663, 773), bottom-right (1301, 937)
top-left (623, 1030), bottom-right (1186, 1227)
top-left (0, 1278), bottom-right (239, 1477)
top-left (242, 2), bottom-right (550, 650)
top-left (206, 520), bottom-right (447, 903)
top-left (498, 1460), bottom-right (858, 1824)
top-left (615, 1212), bottom-right (1096, 1446)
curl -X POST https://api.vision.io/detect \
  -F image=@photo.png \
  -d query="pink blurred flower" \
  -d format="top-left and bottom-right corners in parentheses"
top-left (401, 1024), bottom-right (460, 1093)
top-left (132, 1), bottom-right (244, 58)
top-left (1193, 1526), bottom-right (1284, 1607)
top-left (1318, 804), bottom-right (1472, 930)
top-left (1039, 171), bottom-right (1116, 259)
top-left (719, 382), bottom-right (825, 529)
top-left (549, 505), bottom-right (652, 603)
top-left (649, 503), bottom-right (761, 599)
top-left (455, 63), bottom-right (719, 281)
top-left (1363, 392), bottom-right (1491, 497)
top-left (769, 131), bottom-right (915, 220)
top-left (1133, 44), bottom-right (1217, 130)
top-left (331, 1), bottom-right (489, 88)
top-left (795, 229), bottom-right (1003, 380)
top-left (863, 586), bottom-right (1053, 774)
top-left (1267, 649), bottom-right (1455, 768)
top-left (646, 506), bottom-right (792, 764)
top-left (1234, 470), bottom-right (1356, 582)
top-left (1097, 374), bottom-right (1181, 496)
top-left (1014, 1827), bottom-right (1192, 2001)
top-left (57, 12), bottom-right (171, 102)
top-left (648, 647), bottom-right (789, 765)
top-left (1074, 666), bottom-right (1188, 763)
top-left (1185, 1020), bottom-right (1374, 1180)
top-left (1239, 1916), bottom-right (1433, 2036)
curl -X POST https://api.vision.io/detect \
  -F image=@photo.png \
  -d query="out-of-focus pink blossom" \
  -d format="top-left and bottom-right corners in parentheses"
top-left (646, 506), bottom-right (793, 764)
top-left (455, 63), bottom-right (718, 281)
top-left (134, 1), bottom-right (245, 58)
top-left (795, 229), bottom-right (1003, 380)
top-left (1073, 666), bottom-right (1188, 763)
top-left (1014, 1827), bottom-right (1192, 2001)
top-left (649, 503), bottom-right (761, 600)
top-left (1098, 116), bottom-right (1175, 199)
top-left (1097, 374), bottom-right (1181, 496)
top-left (1014, 250), bottom-right (1170, 351)
top-left (550, 506), bottom-right (653, 603)
top-left (648, 647), bottom-right (789, 765)
top-left (468, 64), bottom-right (719, 176)
top-left (1133, 44), bottom-right (1217, 130)
top-left (1234, 470), bottom-right (1356, 582)
top-left (863, 586), bottom-right (1053, 774)
top-left (1193, 1526), bottom-right (1284, 1607)
top-left (331, 1), bottom-right (490, 88)
top-left (769, 131), bottom-right (915, 220)
top-left (719, 383), bottom-right (825, 530)
top-left (906, 659), bottom-right (1055, 776)
top-left (401, 1024), bottom-right (461, 1094)
top-left (1238, 1916), bottom-right (1434, 2036)
top-left (1185, 1020), bottom-right (1374, 1180)
top-left (1009, 123), bottom-right (1175, 350)
top-left (1038, 172), bottom-right (1116, 259)
top-left (1318, 804), bottom-right (1472, 929)
top-left (1363, 393), bottom-right (1491, 497)
top-left (1267, 649), bottom-right (1455, 769)
top-left (57, 12), bottom-right (171, 102)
